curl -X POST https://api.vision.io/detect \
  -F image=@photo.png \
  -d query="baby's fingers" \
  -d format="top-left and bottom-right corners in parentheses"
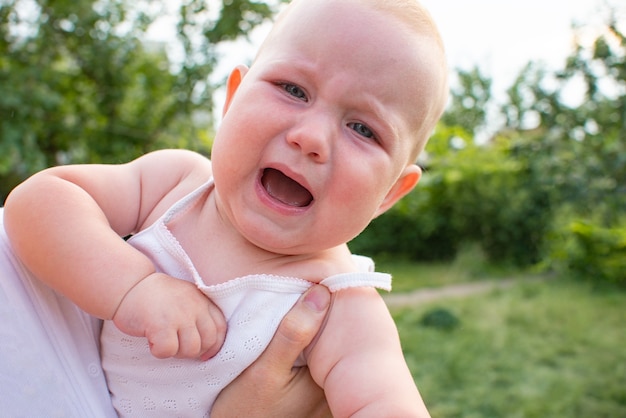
top-left (148, 328), bottom-right (180, 359)
top-left (148, 324), bottom-right (221, 360)
top-left (197, 308), bottom-right (227, 361)
top-left (150, 308), bottom-right (226, 361)
top-left (174, 325), bottom-right (204, 359)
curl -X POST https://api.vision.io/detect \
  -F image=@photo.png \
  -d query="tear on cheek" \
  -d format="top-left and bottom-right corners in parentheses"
top-left (261, 168), bottom-right (313, 207)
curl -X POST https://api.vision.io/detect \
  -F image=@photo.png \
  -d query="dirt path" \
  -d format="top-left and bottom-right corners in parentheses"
top-left (383, 277), bottom-right (547, 308)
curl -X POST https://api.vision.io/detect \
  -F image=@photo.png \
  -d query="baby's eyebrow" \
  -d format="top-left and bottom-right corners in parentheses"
top-left (351, 96), bottom-right (399, 139)
top-left (262, 57), bottom-right (315, 78)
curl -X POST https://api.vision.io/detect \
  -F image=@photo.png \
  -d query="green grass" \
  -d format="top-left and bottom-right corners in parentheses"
top-left (390, 276), bottom-right (626, 417)
top-left (375, 244), bottom-right (538, 292)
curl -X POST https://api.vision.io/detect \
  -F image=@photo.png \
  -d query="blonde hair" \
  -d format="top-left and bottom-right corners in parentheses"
top-left (366, 0), bottom-right (445, 49)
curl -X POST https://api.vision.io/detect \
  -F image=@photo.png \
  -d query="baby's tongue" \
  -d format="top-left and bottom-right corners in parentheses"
top-left (262, 168), bottom-right (313, 207)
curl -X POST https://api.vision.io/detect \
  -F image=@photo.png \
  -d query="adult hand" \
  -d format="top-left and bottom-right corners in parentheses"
top-left (212, 284), bottom-right (332, 418)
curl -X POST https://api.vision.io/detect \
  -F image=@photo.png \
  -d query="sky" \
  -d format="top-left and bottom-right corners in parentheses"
top-left (420, 0), bottom-right (625, 101)
top-left (185, 0), bottom-right (626, 126)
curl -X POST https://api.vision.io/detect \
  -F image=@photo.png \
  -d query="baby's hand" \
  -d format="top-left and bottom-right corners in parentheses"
top-left (112, 272), bottom-right (226, 361)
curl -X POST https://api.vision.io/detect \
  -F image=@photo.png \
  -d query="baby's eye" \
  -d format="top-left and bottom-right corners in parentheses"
top-left (349, 122), bottom-right (376, 141)
top-left (282, 83), bottom-right (308, 101)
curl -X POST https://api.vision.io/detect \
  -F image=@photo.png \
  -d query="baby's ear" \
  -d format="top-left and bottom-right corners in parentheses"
top-left (374, 164), bottom-right (421, 218)
top-left (222, 65), bottom-right (249, 117)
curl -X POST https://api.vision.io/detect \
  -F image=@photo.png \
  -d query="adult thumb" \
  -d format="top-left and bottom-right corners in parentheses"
top-left (263, 284), bottom-right (331, 370)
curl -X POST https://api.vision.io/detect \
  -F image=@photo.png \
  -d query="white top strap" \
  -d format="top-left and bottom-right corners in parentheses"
top-left (321, 271), bottom-right (392, 292)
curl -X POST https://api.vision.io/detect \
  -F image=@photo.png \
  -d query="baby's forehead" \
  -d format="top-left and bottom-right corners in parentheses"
top-left (263, 0), bottom-right (447, 83)
top-left (260, 1), bottom-right (444, 73)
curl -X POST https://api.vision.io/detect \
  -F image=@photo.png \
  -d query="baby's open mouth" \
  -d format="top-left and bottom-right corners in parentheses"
top-left (261, 168), bottom-right (313, 208)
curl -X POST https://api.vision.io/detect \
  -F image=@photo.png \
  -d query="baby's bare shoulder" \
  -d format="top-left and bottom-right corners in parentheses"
top-left (132, 149), bottom-right (213, 229)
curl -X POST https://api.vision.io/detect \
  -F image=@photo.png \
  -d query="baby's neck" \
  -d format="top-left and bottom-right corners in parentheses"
top-left (168, 189), bottom-right (356, 286)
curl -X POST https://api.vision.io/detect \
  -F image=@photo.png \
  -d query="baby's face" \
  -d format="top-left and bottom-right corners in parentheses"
top-left (211, 0), bottom-right (445, 255)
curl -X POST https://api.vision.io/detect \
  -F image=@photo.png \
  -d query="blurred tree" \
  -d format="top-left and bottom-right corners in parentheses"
top-left (440, 66), bottom-right (492, 137)
top-left (500, 14), bottom-right (625, 278)
top-left (0, 0), bottom-right (276, 202)
top-left (502, 16), bottom-right (625, 225)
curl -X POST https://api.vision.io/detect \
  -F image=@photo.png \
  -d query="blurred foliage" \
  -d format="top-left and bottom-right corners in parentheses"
top-left (440, 66), bottom-right (491, 137)
top-left (0, 0), bottom-right (277, 201)
top-left (548, 218), bottom-right (626, 285)
top-left (353, 10), bottom-right (625, 284)
top-left (352, 125), bottom-right (551, 266)
top-left (420, 307), bottom-right (460, 331)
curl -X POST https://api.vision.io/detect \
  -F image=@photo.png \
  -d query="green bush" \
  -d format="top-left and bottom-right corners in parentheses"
top-left (351, 133), bottom-right (551, 267)
top-left (548, 219), bottom-right (626, 285)
top-left (420, 307), bottom-right (460, 331)
top-left (438, 157), bottom-right (550, 266)
top-left (350, 172), bottom-right (458, 261)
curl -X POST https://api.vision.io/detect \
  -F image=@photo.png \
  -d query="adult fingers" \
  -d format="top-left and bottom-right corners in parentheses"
top-left (261, 284), bottom-right (331, 370)
top-left (210, 285), bottom-right (332, 418)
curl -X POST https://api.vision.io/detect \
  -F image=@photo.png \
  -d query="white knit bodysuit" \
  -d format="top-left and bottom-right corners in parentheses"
top-left (100, 180), bottom-right (391, 417)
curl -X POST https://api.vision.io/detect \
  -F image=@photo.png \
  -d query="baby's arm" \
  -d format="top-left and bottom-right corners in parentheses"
top-left (3, 149), bottom-right (225, 359)
top-left (307, 287), bottom-right (430, 418)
